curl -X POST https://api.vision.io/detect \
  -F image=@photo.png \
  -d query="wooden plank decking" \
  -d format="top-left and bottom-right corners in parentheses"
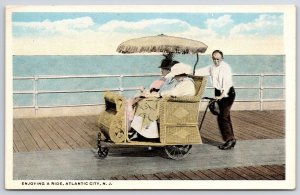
top-left (110, 165), bottom-right (285, 180)
top-left (13, 110), bottom-right (285, 153)
top-left (13, 110), bottom-right (286, 181)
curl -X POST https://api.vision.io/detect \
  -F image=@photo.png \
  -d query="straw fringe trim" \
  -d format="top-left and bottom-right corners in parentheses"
top-left (117, 45), bottom-right (207, 54)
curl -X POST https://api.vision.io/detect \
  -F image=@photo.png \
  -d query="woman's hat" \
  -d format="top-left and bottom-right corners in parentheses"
top-left (158, 59), bottom-right (179, 70)
top-left (164, 62), bottom-right (192, 78)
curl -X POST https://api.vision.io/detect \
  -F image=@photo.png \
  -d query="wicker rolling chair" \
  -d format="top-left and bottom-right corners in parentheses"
top-left (97, 75), bottom-right (207, 144)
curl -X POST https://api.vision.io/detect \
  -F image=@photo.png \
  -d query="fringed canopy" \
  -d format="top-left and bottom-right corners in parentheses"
top-left (116, 34), bottom-right (208, 54)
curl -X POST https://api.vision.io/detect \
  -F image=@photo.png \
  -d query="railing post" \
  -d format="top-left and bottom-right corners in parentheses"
top-left (259, 74), bottom-right (264, 111)
top-left (119, 75), bottom-right (124, 94)
top-left (34, 76), bottom-right (39, 116)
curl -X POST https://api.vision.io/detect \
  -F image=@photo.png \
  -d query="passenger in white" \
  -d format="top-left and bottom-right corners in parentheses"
top-left (159, 62), bottom-right (196, 97)
top-left (129, 62), bottom-right (195, 140)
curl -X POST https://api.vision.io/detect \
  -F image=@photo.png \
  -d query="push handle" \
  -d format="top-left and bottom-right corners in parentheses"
top-left (202, 96), bottom-right (216, 102)
top-left (202, 96), bottom-right (214, 100)
top-left (198, 97), bottom-right (217, 132)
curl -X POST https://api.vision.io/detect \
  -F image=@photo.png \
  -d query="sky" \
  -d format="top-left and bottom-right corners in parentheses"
top-left (11, 11), bottom-right (284, 55)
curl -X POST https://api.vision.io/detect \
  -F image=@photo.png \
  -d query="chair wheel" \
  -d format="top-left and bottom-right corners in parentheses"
top-left (163, 145), bottom-right (192, 160)
top-left (98, 147), bottom-right (109, 158)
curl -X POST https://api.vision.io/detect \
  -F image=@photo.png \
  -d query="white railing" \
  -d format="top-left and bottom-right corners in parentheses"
top-left (13, 73), bottom-right (285, 115)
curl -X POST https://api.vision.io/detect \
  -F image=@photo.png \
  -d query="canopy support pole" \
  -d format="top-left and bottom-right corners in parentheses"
top-left (193, 53), bottom-right (199, 75)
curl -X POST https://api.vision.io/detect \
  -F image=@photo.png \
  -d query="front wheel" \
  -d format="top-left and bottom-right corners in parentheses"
top-left (163, 145), bottom-right (192, 160)
top-left (98, 147), bottom-right (109, 158)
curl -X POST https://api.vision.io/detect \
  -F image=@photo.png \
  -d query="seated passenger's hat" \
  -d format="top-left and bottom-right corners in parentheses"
top-left (158, 58), bottom-right (179, 70)
top-left (164, 62), bottom-right (192, 78)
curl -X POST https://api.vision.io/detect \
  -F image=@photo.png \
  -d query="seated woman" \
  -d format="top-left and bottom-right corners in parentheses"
top-left (129, 62), bottom-right (196, 140)
top-left (126, 58), bottom-right (178, 123)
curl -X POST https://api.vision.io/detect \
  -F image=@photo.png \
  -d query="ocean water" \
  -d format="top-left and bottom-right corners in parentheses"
top-left (13, 55), bottom-right (285, 107)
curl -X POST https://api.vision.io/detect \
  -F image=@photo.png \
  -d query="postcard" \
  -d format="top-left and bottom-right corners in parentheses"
top-left (5, 5), bottom-right (296, 189)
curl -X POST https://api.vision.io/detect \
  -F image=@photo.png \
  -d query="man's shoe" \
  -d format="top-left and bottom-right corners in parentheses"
top-left (218, 139), bottom-right (236, 150)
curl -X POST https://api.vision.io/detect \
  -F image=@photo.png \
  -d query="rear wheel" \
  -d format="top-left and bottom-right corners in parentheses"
top-left (163, 145), bottom-right (192, 160)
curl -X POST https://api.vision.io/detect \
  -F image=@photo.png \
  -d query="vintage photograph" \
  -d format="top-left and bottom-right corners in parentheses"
top-left (5, 5), bottom-right (295, 189)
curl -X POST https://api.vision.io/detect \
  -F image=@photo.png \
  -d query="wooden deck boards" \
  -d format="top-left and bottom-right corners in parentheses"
top-left (43, 117), bottom-right (80, 149)
top-left (14, 119), bottom-right (40, 152)
top-left (13, 110), bottom-right (285, 153)
top-left (12, 110), bottom-right (286, 181)
top-left (110, 165), bottom-right (285, 180)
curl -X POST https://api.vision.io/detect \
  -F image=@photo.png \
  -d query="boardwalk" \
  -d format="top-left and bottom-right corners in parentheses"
top-left (114, 164), bottom-right (285, 180)
top-left (13, 110), bottom-right (284, 152)
top-left (14, 139), bottom-right (285, 180)
top-left (13, 110), bottom-right (285, 180)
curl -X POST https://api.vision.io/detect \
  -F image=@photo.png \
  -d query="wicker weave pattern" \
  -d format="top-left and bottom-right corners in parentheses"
top-left (159, 76), bottom-right (207, 144)
top-left (165, 126), bottom-right (201, 144)
top-left (97, 91), bottom-right (126, 143)
top-left (165, 102), bottom-right (198, 123)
